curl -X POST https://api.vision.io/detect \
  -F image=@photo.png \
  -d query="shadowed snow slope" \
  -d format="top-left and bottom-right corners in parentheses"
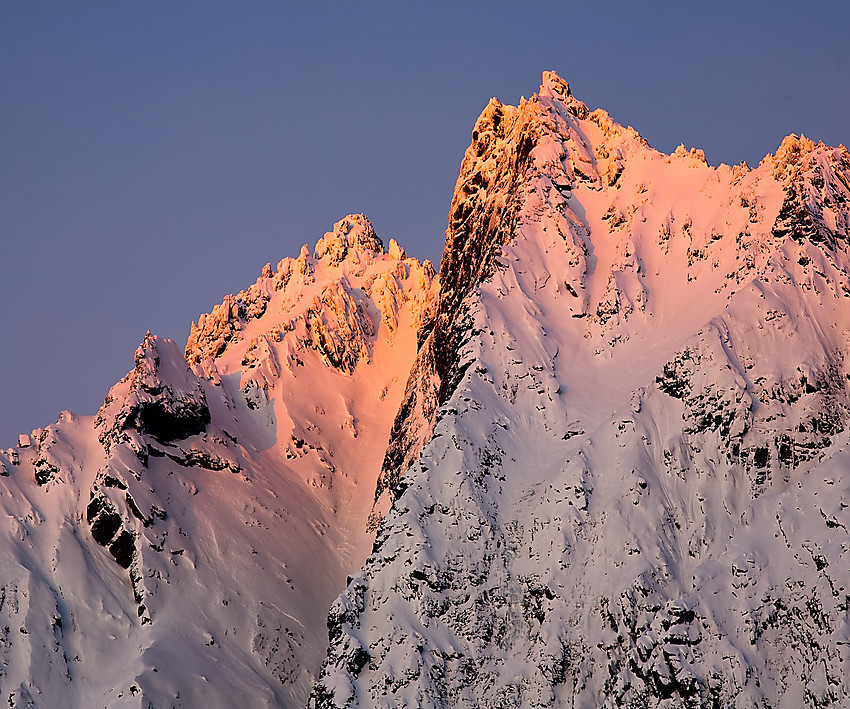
top-left (313, 73), bottom-right (850, 708)
top-left (0, 214), bottom-right (437, 708)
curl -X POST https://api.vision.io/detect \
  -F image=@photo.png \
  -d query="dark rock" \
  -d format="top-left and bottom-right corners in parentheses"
top-left (109, 531), bottom-right (135, 569)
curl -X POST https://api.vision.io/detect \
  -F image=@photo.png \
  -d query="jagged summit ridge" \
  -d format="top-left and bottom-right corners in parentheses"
top-left (185, 213), bottom-right (423, 366)
top-left (314, 213), bottom-right (384, 264)
top-left (313, 73), bottom-right (850, 708)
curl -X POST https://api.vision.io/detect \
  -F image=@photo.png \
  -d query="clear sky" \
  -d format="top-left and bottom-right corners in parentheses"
top-left (1, 1), bottom-right (848, 444)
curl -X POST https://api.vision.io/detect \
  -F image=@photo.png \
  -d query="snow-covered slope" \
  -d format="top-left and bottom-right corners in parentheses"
top-left (0, 215), bottom-right (437, 708)
top-left (313, 73), bottom-right (850, 708)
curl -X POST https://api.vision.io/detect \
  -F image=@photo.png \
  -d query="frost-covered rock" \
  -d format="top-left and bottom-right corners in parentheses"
top-left (98, 333), bottom-right (211, 450)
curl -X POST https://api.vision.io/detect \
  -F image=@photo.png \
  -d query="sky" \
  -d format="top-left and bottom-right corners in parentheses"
top-left (1, 1), bottom-right (849, 444)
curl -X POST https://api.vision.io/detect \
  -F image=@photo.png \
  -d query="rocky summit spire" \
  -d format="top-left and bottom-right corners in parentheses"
top-left (314, 213), bottom-right (384, 265)
top-left (539, 69), bottom-right (589, 118)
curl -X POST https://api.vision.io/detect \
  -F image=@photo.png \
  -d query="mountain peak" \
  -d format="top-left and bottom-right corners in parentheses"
top-left (6, 72), bottom-right (850, 709)
top-left (316, 73), bottom-right (850, 709)
top-left (539, 69), bottom-right (589, 118)
top-left (313, 213), bottom-right (384, 265)
top-left (540, 69), bottom-right (572, 98)
top-left (98, 332), bottom-right (210, 449)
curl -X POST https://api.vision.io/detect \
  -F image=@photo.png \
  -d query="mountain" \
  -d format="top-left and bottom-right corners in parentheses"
top-left (312, 73), bottom-right (850, 708)
top-left (0, 214), bottom-right (437, 708)
top-left (3, 71), bottom-right (850, 709)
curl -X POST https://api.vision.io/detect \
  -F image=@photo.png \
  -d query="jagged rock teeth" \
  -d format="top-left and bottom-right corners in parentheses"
top-left (313, 213), bottom-right (384, 266)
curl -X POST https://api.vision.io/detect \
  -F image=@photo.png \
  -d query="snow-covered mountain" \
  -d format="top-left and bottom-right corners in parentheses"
top-left (312, 73), bottom-right (850, 708)
top-left (4, 71), bottom-right (850, 708)
top-left (0, 214), bottom-right (437, 707)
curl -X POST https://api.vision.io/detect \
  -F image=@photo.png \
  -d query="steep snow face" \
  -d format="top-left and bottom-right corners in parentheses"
top-left (0, 215), bottom-right (437, 708)
top-left (313, 74), bottom-right (850, 707)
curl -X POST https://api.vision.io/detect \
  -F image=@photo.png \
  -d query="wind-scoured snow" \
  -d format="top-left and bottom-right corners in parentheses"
top-left (312, 73), bottom-right (850, 708)
top-left (0, 215), bottom-right (437, 708)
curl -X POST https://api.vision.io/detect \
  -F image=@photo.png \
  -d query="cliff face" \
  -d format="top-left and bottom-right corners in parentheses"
top-left (374, 87), bottom-right (555, 515)
top-left (313, 73), bottom-right (850, 708)
top-left (0, 215), bottom-right (437, 708)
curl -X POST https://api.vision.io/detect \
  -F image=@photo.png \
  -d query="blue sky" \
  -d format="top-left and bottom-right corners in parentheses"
top-left (1, 1), bottom-right (848, 443)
